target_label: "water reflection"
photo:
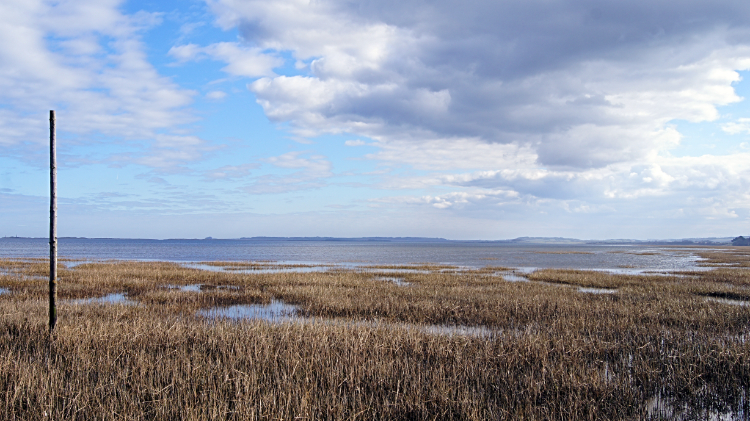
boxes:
[705,297,750,307]
[198,300,498,338]
[361,267,430,274]
[645,391,746,420]
[0,287,9,295]
[501,273,529,282]
[419,324,495,338]
[184,262,349,274]
[184,262,435,275]
[578,287,617,294]
[171,284,202,292]
[374,276,410,286]
[0,268,45,280]
[65,260,98,268]
[198,300,298,321]
[70,293,137,305]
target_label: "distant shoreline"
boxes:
[0,235,734,245]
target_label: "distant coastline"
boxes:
[0,235,734,245]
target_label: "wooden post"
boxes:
[49,110,57,332]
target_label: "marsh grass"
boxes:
[0,255,748,419]
[693,247,750,267]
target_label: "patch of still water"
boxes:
[198,300,498,338]
[705,297,750,307]
[578,287,617,294]
[501,272,529,282]
[374,276,410,286]
[183,262,342,274]
[0,268,46,280]
[645,391,746,421]
[419,324,495,337]
[65,260,99,268]
[168,284,202,292]
[165,283,240,292]
[198,300,298,321]
[70,293,137,305]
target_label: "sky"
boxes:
[2,0,750,240]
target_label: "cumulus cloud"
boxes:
[202,0,750,171]
[373,189,520,210]
[172,0,750,227]
[723,118,750,135]
[0,0,196,168]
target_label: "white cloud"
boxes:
[6,0,750,238]
[373,189,520,210]
[363,148,750,227]
[241,151,333,194]
[0,0,197,168]
[203,163,259,181]
[723,118,750,135]
[369,137,538,171]
[202,0,750,171]
[106,134,217,171]
[169,42,282,77]
[179,0,750,231]
[206,90,227,100]
[264,151,332,175]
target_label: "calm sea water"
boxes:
[0,237,714,272]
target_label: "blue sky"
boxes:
[2,0,750,240]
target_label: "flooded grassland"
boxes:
[0,247,748,420]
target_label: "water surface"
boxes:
[0,237,716,272]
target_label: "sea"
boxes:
[0,237,717,273]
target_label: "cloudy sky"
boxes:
[2,0,750,240]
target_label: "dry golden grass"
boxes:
[0,256,747,419]
[691,246,750,267]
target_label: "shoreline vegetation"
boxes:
[0,247,748,419]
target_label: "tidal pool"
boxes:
[645,391,746,421]
[198,300,299,321]
[170,284,202,292]
[198,300,499,338]
[705,297,750,307]
[70,293,137,305]
[501,273,529,282]
[374,276,410,286]
[578,287,617,294]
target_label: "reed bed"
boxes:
[0,254,747,419]
[693,247,750,267]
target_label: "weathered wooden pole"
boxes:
[49,110,57,332]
